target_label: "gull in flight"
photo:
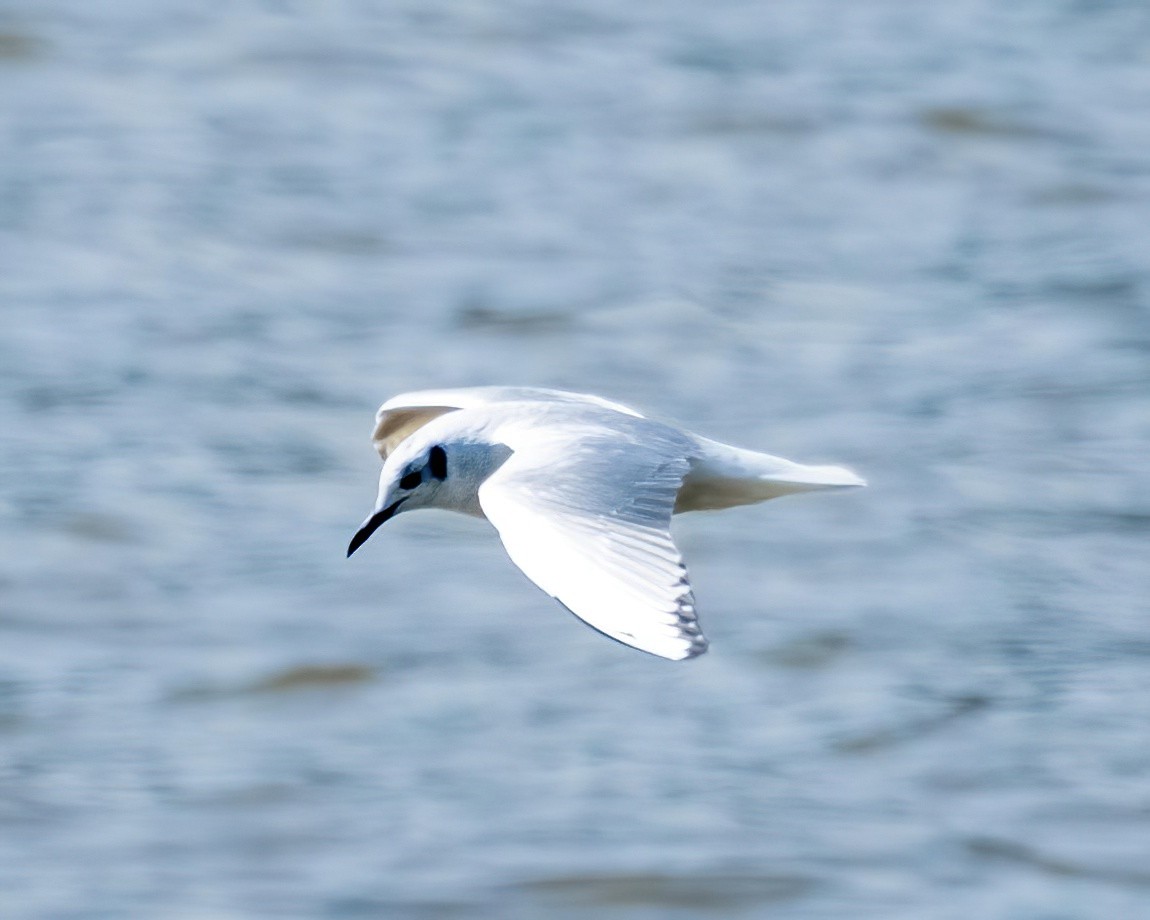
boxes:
[347,387,864,660]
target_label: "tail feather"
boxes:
[676,438,865,513]
[767,462,867,490]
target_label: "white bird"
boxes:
[347,387,864,661]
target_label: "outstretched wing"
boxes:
[373,387,642,460]
[477,419,706,661]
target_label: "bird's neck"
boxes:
[439,438,513,517]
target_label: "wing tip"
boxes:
[672,600,708,660]
[553,596,709,661]
[677,634,710,660]
[633,629,710,661]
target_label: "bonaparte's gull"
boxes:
[348,387,864,660]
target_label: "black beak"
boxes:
[346,499,406,557]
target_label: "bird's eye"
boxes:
[399,470,422,490]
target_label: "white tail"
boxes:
[675,437,866,513]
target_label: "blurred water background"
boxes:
[2,1,1149,918]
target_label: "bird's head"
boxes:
[346,436,451,557]
[347,415,514,557]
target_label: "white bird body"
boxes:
[349,387,864,661]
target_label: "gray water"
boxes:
[2,2,1149,918]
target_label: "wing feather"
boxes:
[372,387,643,460]
[372,407,458,460]
[477,421,707,661]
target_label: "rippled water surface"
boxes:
[2,2,1149,918]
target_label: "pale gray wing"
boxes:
[477,420,706,660]
[373,387,642,460]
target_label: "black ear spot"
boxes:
[429,445,448,481]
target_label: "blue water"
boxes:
[2,2,1149,917]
